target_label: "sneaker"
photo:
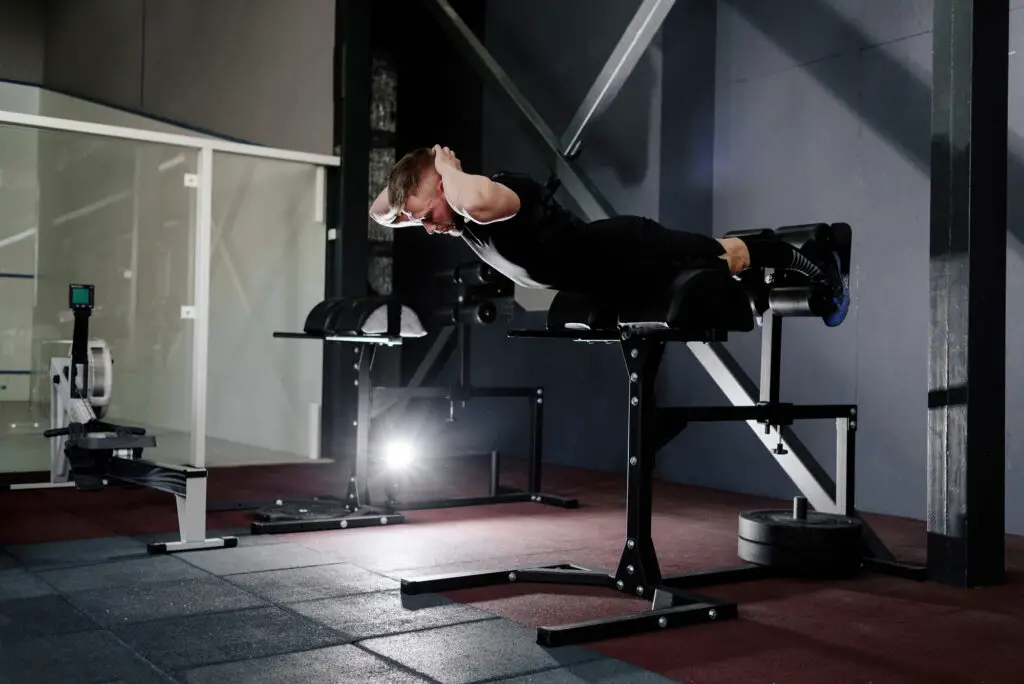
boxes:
[816,251,850,327]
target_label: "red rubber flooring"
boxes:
[3,460,1023,683]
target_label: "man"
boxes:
[369,145,850,327]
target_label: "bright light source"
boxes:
[384,440,416,470]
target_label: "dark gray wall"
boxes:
[42,0,334,154]
[43,0,145,109]
[707,0,1024,532]
[0,0,45,83]
[704,0,932,522]
[479,0,1024,534]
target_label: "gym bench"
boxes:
[399,222,925,647]
[251,263,577,533]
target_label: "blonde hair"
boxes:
[386,147,435,210]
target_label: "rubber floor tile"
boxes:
[0,629,172,684]
[177,541,338,575]
[358,618,604,684]
[63,576,266,627]
[225,562,399,603]
[0,594,96,644]
[0,549,19,569]
[0,567,56,600]
[37,554,210,593]
[177,643,431,683]
[289,589,496,640]
[441,582,663,631]
[286,514,611,573]
[4,536,149,569]
[112,605,348,671]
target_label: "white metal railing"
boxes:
[0,110,341,166]
[0,107,339,473]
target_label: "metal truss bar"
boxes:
[421,0,614,221]
[560,0,676,157]
[686,341,839,513]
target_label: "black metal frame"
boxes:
[369,321,576,513]
[320,0,373,488]
[926,0,1007,587]
[401,295,925,646]
[249,317,578,534]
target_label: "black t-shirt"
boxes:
[457,172,586,289]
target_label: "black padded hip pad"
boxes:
[548,267,754,333]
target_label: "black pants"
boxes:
[539,215,727,298]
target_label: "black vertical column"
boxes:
[322,0,372,469]
[927,0,1008,587]
[615,339,665,593]
[391,0,485,385]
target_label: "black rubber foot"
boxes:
[146,535,239,555]
[251,511,405,535]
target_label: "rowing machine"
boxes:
[44,283,236,554]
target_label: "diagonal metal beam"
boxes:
[687,341,839,513]
[423,0,844,506]
[422,0,614,222]
[560,0,676,158]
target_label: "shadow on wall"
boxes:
[480,0,658,195]
[725,0,1024,258]
[491,26,658,188]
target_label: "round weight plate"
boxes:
[738,509,862,551]
[738,536,862,576]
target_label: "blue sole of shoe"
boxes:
[823,252,849,327]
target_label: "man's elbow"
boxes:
[465,184,520,224]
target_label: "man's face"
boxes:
[402,171,459,235]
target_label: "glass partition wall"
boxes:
[0,85,337,484]
[206,153,325,467]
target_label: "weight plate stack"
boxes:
[737,498,864,577]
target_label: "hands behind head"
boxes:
[432,144,462,174]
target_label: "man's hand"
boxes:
[368,186,420,228]
[433,144,462,175]
[428,144,520,225]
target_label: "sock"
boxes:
[742,238,823,279]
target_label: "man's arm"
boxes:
[434,147,520,224]
[369,186,420,228]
